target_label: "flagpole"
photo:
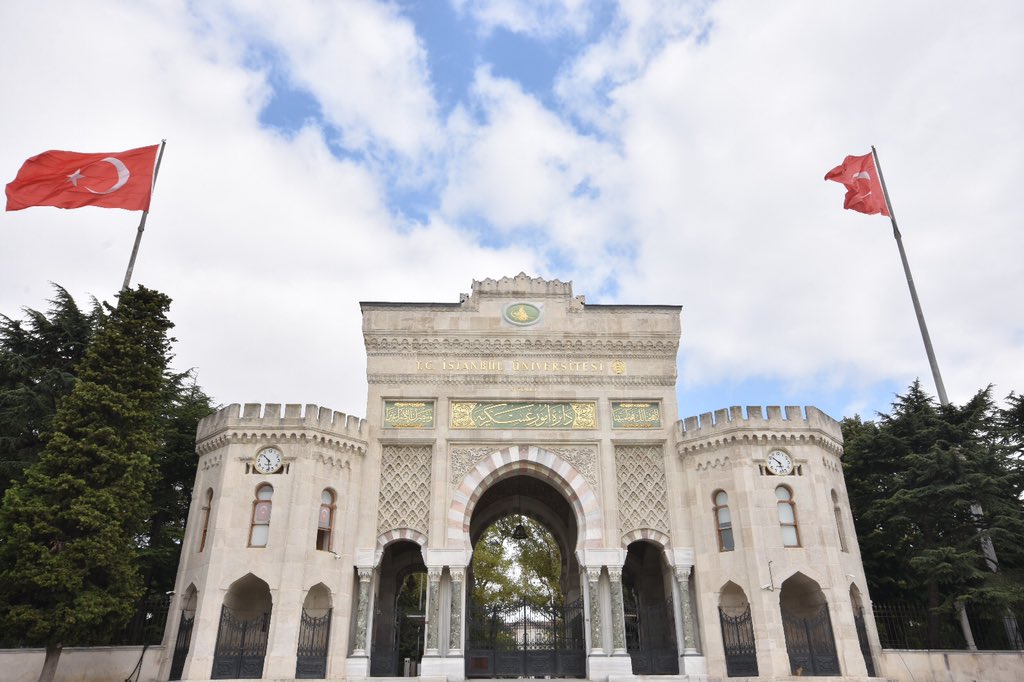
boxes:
[871,145,949,406]
[121,139,166,292]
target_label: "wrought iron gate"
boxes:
[853,607,876,677]
[625,598,679,674]
[211,606,270,679]
[296,608,331,679]
[719,606,758,677]
[782,605,840,676]
[466,597,586,678]
[168,611,194,681]
[370,605,425,676]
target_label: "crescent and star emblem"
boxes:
[65,157,131,194]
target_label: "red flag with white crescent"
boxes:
[824,152,890,216]
[5,145,159,212]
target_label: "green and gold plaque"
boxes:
[611,401,662,429]
[503,302,542,326]
[383,400,435,428]
[450,401,597,429]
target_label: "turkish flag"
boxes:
[5,144,159,212]
[824,152,890,216]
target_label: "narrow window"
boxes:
[713,490,734,551]
[316,489,335,551]
[832,490,848,552]
[776,486,800,547]
[249,484,273,547]
[198,488,213,552]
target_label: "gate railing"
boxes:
[719,606,758,678]
[296,608,331,679]
[466,597,585,678]
[781,605,840,676]
[211,606,270,680]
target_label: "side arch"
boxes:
[376,527,428,552]
[621,528,671,549]
[448,444,604,550]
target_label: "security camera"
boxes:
[761,584,773,591]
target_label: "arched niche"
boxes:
[224,573,273,618]
[303,583,332,616]
[779,573,839,676]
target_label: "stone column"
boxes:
[352,567,373,656]
[608,566,627,655]
[674,565,698,652]
[587,567,603,654]
[449,567,465,654]
[424,567,443,656]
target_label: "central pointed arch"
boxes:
[448,444,604,551]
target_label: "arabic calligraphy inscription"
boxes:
[450,401,597,429]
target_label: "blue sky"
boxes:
[2,1,1023,423]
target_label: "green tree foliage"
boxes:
[0,287,182,655]
[0,286,103,495]
[842,380,1024,612]
[471,514,563,609]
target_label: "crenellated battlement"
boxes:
[196,403,367,455]
[675,405,843,456]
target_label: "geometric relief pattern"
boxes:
[377,445,432,536]
[615,444,670,535]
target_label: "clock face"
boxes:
[766,450,793,476]
[254,447,283,474]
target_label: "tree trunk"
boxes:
[37,642,62,682]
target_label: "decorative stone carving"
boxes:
[615,444,670,535]
[377,445,432,536]
[450,447,497,490]
[363,336,679,359]
[547,447,598,490]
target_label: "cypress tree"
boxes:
[0,286,174,679]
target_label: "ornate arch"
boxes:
[376,527,428,551]
[621,528,671,549]
[448,444,603,550]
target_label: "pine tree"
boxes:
[0,286,174,680]
[0,285,103,496]
[842,381,1024,614]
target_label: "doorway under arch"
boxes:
[622,540,678,674]
[718,581,757,678]
[212,573,272,679]
[465,474,586,678]
[370,540,427,677]
[296,583,332,679]
[779,572,840,676]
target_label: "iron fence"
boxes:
[873,602,1024,651]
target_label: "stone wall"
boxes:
[1,646,163,682]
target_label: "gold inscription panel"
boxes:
[450,401,597,429]
[383,400,435,428]
[611,401,662,428]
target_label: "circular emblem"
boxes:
[611,359,626,375]
[503,302,541,326]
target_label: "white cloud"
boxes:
[452,0,593,38]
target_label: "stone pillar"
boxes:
[674,565,698,652]
[449,567,465,654]
[608,566,627,655]
[424,566,443,656]
[587,567,603,653]
[352,567,373,656]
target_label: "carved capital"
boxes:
[357,567,374,582]
[586,567,603,583]
[607,566,623,582]
[450,567,465,583]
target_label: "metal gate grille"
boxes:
[719,606,758,677]
[466,597,585,678]
[625,598,679,674]
[211,606,270,679]
[782,605,840,676]
[168,611,194,681]
[296,608,331,679]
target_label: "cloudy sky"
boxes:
[2,1,1022,423]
